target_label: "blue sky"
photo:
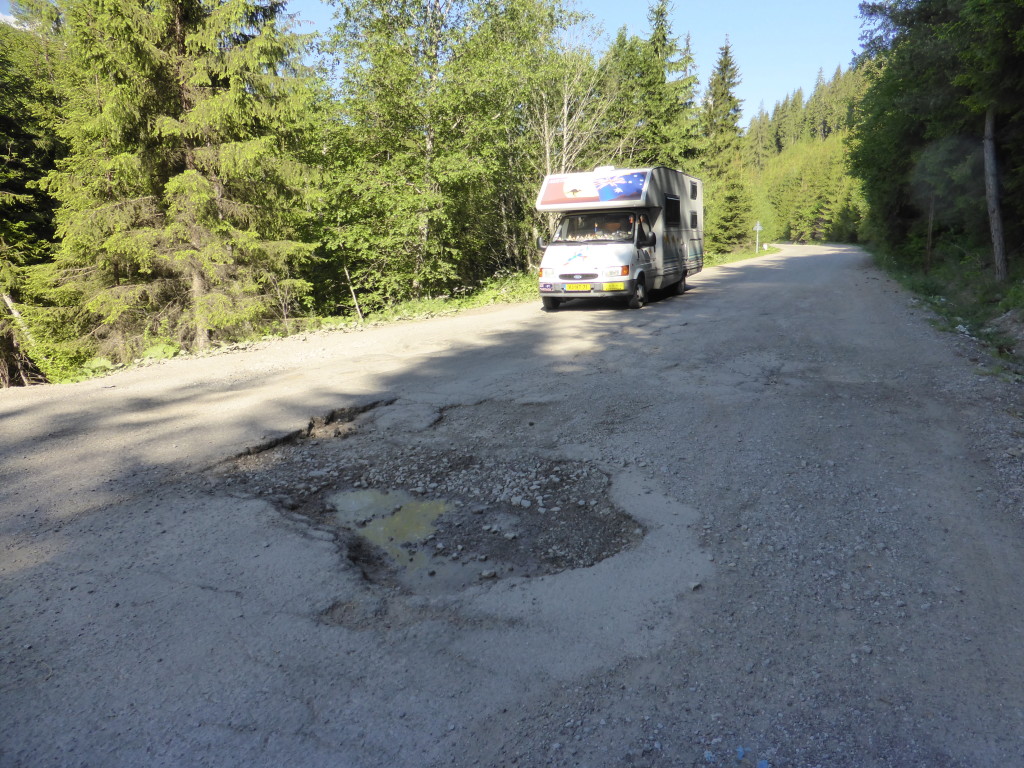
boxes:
[283,0,868,122]
[2,0,867,122]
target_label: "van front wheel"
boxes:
[627,276,647,309]
[542,296,561,311]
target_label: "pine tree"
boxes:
[806,69,829,140]
[700,38,750,251]
[667,33,702,167]
[646,1,700,169]
[701,38,742,179]
[0,14,63,385]
[599,26,665,165]
[743,104,774,170]
[47,0,318,360]
[744,66,868,248]
[1,21,55,301]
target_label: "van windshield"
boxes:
[552,212,636,243]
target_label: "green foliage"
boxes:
[332,270,537,325]
[852,0,1024,285]
[598,27,666,164]
[44,0,319,363]
[751,132,867,243]
[141,342,179,359]
[743,66,868,246]
[7,0,959,383]
[876,243,1024,363]
[701,39,743,176]
[82,356,117,373]
[0,22,58,289]
[642,2,700,169]
[0,13,66,385]
[320,0,571,317]
[700,39,751,251]
[703,168,751,252]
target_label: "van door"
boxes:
[636,213,655,274]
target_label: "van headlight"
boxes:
[540,268,554,278]
[604,266,630,277]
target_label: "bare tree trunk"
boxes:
[191,266,210,350]
[343,265,364,322]
[983,106,1007,282]
[1,295,46,387]
[925,194,935,275]
[2,293,35,345]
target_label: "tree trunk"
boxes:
[191,265,210,350]
[1,295,47,387]
[343,264,364,322]
[2,292,35,345]
[983,106,1007,282]
[925,194,935,275]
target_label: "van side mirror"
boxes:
[537,235,547,249]
[639,232,656,248]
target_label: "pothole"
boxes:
[210,402,645,595]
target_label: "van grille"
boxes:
[560,272,598,280]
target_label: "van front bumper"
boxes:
[539,278,635,298]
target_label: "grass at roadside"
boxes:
[869,247,1024,372]
[360,271,538,324]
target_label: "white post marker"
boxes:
[753,221,763,253]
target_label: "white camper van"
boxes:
[536,166,704,310]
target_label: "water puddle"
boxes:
[328,489,465,589]
[330,489,443,554]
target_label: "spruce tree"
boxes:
[646,1,700,169]
[0,14,63,384]
[47,0,317,359]
[700,38,750,251]
[700,38,743,179]
[806,69,829,140]
[743,104,775,170]
[599,26,665,165]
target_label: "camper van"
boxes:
[535,166,703,310]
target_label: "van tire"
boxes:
[673,274,687,296]
[542,297,561,311]
[627,276,647,309]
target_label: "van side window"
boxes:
[665,195,681,226]
[690,211,699,229]
[690,182,698,200]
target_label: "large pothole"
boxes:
[212,407,644,596]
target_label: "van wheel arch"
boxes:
[673,272,687,296]
[627,274,647,309]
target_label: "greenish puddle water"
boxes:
[328,489,445,565]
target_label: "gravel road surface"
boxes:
[2,244,1023,767]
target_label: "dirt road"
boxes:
[2,244,1023,767]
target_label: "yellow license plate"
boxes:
[603,282,625,291]
[564,283,592,292]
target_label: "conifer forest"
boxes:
[1,0,1023,385]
